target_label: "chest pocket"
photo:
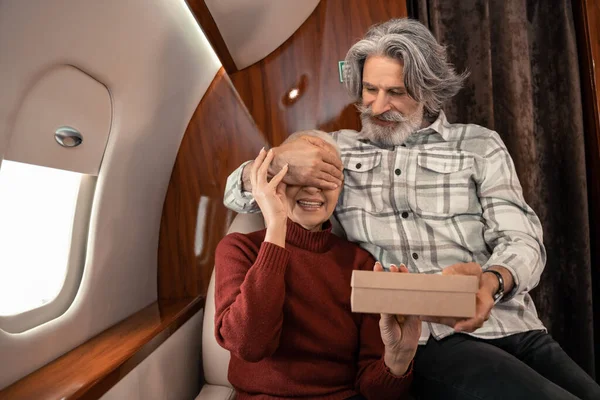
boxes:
[340,151,384,213]
[415,151,474,215]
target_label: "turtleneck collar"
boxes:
[285,218,333,253]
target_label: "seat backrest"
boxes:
[202,213,266,387]
[201,212,346,386]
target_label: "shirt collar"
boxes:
[415,110,453,141]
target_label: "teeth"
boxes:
[298,200,323,207]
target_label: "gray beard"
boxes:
[358,105,424,146]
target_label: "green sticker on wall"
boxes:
[338,61,345,83]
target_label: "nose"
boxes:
[303,186,322,194]
[371,91,391,116]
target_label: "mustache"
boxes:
[355,103,407,122]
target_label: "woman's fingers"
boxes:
[269,163,288,189]
[380,313,395,325]
[251,148,267,190]
[276,181,287,198]
[374,262,410,273]
[403,315,422,341]
[257,149,274,186]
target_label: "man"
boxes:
[223,18,600,399]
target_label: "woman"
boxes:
[214,132,420,399]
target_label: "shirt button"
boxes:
[356,163,362,169]
[402,211,409,218]
[412,252,419,260]
[395,168,401,176]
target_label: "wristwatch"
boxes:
[483,270,504,303]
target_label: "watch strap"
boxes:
[483,269,504,303]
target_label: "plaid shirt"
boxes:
[224,111,547,343]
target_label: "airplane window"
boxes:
[0,160,82,316]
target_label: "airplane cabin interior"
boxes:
[0,0,599,399]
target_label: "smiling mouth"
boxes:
[297,200,324,210]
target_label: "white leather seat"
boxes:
[196,213,266,400]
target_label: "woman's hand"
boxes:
[374,262,421,377]
[250,148,289,246]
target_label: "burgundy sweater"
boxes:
[214,219,412,400]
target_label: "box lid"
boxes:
[351,270,478,293]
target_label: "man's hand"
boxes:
[271,135,343,189]
[250,148,288,247]
[374,262,421,376]
[242,134,344,193]
[421,262,495,333]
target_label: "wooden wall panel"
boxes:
[573,0,600,374]
[160,1,407,299]
[158,68,267,300]
[229,0,408,146]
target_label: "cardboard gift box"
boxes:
[351,270,479,318]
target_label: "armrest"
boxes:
[0,297,204,400]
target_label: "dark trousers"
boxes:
[411,330,600,400]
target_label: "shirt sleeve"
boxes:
[223,160,261,213]
[478,133,547,300]
[214,234,290,362]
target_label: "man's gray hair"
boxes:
[283,130,341,157]
[343,18,468,118]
